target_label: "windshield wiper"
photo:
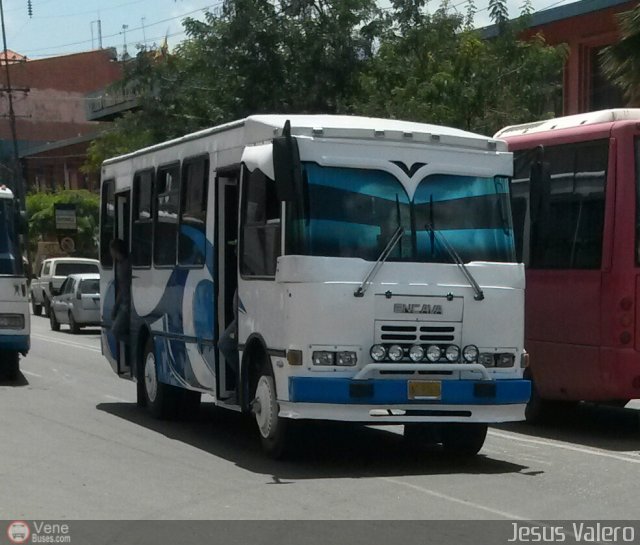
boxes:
[424,223,485,301]
[354,225,404,298]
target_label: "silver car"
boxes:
[49,273,100,333]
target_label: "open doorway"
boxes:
[216,171,239,401]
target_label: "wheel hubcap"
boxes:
[254,376,276,439]
[144,353,158,403]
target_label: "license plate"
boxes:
[408,380,441,400]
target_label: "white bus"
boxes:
[0,184,29,380]
[99,115,530,457]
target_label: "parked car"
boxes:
[49,273,101,333]
[30,257,99,316]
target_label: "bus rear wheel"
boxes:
[141,338,178,419]
[441,423,487,457]
[2,351,19,381]
[252,364,288,458]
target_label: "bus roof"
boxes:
[494,109,640,139]
[103,114,506,166]
[0,185,14,199]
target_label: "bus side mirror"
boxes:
[272,120,302,202]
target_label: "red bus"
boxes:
[495,109,640,421]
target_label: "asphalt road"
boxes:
[1,315,640,520]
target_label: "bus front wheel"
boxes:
[252,364,288,458]
[441,423,487,457]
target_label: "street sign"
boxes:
[54,203,77,232]
[59,237,76,254]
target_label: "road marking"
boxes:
[104,394,128,402]
[31,333,101,354]
[383,477,524,520]
[21,370,43,378]
[489,429,640,465]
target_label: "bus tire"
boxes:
[441,423,487,457]
[3,352,19,381]
[49,309,60,331]
[69,312,80,334]
[141,337,178,419]
[31,299,42,316]
[253,362,288,458]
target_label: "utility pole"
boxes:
[122,24,129,59]
[91,20,103,49]
[141,17,146,45]
[0,0,25,209]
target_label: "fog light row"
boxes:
[370,344,479,363]
[312,351,358,366]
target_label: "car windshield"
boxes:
[80,279,100,294]
[287,163,515,263]
[55,263,99,276]
[0,199,22,275]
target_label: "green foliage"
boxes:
[601,4,640,105]
[26,190,100,258]
[83,0,568,170]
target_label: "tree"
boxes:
[601,4,640,105]
[83,0,380,172]
[26,190,100,258]
[355,5,567,135]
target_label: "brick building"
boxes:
[485,0,637,115]
[0,48,123,192]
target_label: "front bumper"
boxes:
[285,377,530,423]
[0,333,30,354]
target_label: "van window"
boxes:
[55,263,99,276]
[154,164,180,266]
[179,156,209,267]
[100,180,115,267]
[132,169,154,267]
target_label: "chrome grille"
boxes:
[376,322,460,345]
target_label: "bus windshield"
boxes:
[289,163,515,263]
[0,199,22,275]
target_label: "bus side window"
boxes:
[240,167,281,277]
[154,164,180,267]
[100,180,115,268]
[179,156,209,267]
[132,169,154,267]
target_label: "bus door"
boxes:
[215,170,239,401]
[115,191,132,377]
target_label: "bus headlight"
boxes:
[370,344,386,362]
[497,353,515,368]
[0,314,24,330]
[312,351,335,366]
[463,345,479,363]
[426,345,441,362]
[409,344,424,362]
[388,344,404,362]
[445,345,460,362]
[336,351,357,366]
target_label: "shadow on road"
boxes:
[499,402,640,453]
[97,401,531,479]
[0,371,29,387]
[63,328,101,337]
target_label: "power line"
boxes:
[21,1,223,55]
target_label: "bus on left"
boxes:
[0,184,29,380]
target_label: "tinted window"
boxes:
[179,157,209,266]
[0,200,21,275]
[63,278,75,294]
[240,168,281,277]
[154,164,180,266]
[55,263,99,276]
[513,140,608,269]
[132,170,154,267]
[42,262,51,276]
[80,279,100,294]
[100,180,115,267]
